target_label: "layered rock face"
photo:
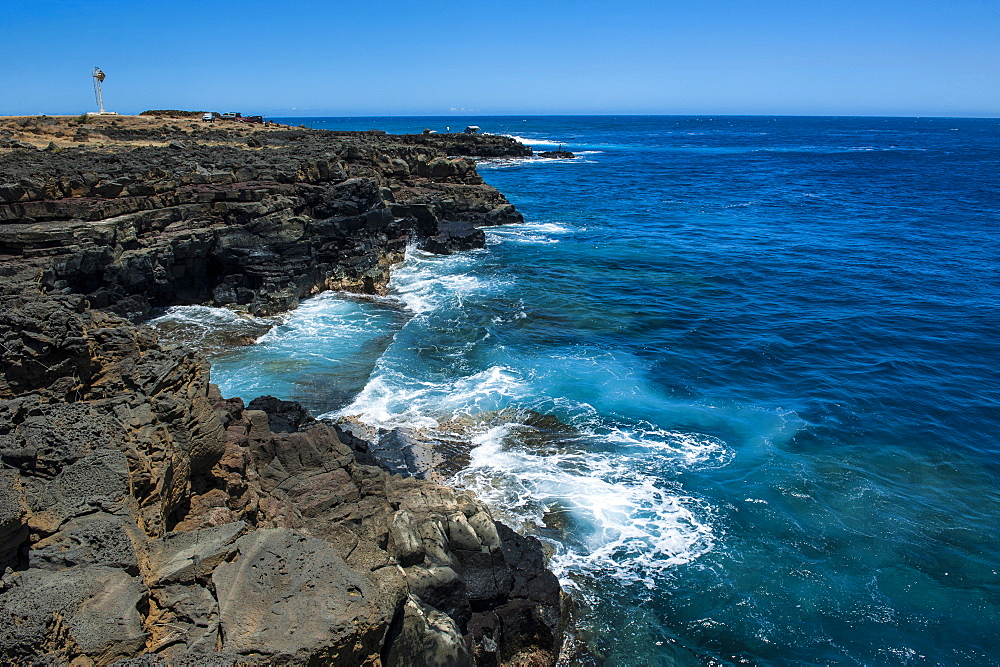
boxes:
[0,118,561,665]
[0,118,527,319]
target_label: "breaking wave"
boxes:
[323,241,728,590]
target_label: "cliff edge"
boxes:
[0,116,562,665]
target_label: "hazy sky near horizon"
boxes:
[3,0,997,117]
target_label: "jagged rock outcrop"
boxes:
[393,132,533,158]
[537,151,575,159]
[0,118,561,665]
[0,307,563,664]
[0,119,525,319]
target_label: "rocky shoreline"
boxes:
[0,116,564,665]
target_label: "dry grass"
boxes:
[0,114,294,152]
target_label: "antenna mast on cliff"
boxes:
[93,67,106,113]
[89,67,118,115]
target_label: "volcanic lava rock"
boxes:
[420,220,487,255]
[0,116,526,319]
[0,117,562,665]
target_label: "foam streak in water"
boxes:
[500,134,567,147]
[330,365,525,429]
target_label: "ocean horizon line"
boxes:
[272,112,1000,120]
[3,111,998,121]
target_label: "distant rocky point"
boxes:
[0,115,562,665]
[538,150,575,159]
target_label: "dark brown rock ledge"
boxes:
[0,116,563,665]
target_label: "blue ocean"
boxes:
[153,116,1000,665]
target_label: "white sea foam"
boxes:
[392,272,482,314]
[515,236,559,245]
[500,134,566,147]
[450,422,718,589]
[330,365,525,428]
[148,305,281,352]
[488,231,558,245]
[149,304,273,328]
[603,425,735,469]
[524,222,572,234]
[254,291,396,344]
[477,155,591,170]
[329,241,724,591]
[328,374,439,429]
[485,221,575,246]
[384,247,488,314]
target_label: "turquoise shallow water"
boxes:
[153,116,1000,665]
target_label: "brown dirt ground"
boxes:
[0,114,299,153]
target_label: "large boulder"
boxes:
[420,220,487,255]
[383,596,471,666]
[212,528,389,664]
[0,565,148,664]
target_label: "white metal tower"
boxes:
[93,67,106,113]
[89,67,117,115]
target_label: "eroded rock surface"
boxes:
[0,117,525,319]
[0,118,561,665]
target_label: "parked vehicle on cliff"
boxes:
[220,112,242,120]
[464,125,480,134]
[238,115,264,125]
[201,112,215,122]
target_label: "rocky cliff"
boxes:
[0,117,529,320]
[0,116,562,665]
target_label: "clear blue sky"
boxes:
[3,0,997,117]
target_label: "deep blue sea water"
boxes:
[153,116,1000,665]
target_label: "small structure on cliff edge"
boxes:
[87,66,118,116]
